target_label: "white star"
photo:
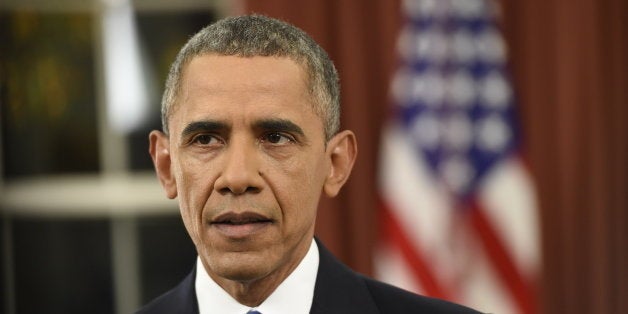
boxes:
[450,0,486,19]
[411,71,446,107]
[416,28,448,64]
[396,26,416,62]
[447,70,476,107]
[477,27,507,64]
[476,114,511,152]
[403,0,447,18]
[411,111,441,150]
[440,155,475,193]
[451,29,476,63]
[480,71,511,108]
[392,69,414,106]
[442,113,473,151]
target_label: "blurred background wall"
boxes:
[1,0,626,313]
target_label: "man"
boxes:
[140,15,480,314]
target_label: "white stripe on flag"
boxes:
[478,158,540,278]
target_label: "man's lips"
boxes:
[210,211,273,238]
[211,211,273,225]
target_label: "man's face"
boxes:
[153,55,338,285]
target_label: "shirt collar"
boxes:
[195,239,320,314]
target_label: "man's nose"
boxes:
[214,138,263,195]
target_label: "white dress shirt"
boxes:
[195,239,320,314]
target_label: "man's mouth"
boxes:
[210,212,273,238]
[211,212,273,224]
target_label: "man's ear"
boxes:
[323,130,358,197]
[149,130,177,199]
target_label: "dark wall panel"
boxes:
[13,218,113,314]
[138,215,196,304]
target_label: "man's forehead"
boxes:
[176,55,311,105]
[169,54,322,130]
[182,54,309,83]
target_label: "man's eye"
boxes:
[192,134,218,145]
[263,132,292,144]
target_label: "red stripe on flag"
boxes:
[379,197,452,300]
[468,200,537,314]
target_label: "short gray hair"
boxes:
[161,15,340,141]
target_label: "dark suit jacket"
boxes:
[137,240,481,314]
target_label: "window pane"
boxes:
[0,12,99,178]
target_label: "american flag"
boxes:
[376,0,539,313]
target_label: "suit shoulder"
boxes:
[362,276,482,314]
[135,268,198,314]
[136,287,183,314]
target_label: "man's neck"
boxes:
[201,241,312,307]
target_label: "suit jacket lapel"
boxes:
[152,240,378,314]
[168,266,199,314]
[136,265,198,314]
[310,240,379,314]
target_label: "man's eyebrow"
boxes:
[180,120,230,140]
[253,119,305,137]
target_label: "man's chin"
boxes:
[203,252,275,283]
[218,268,269,283]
